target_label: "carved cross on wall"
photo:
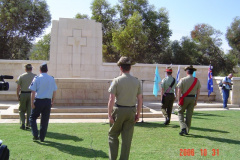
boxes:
[67,29,87,76]
[68,29,87,55]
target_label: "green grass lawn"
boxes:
[0,110,239,160]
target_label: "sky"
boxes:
[43,0,240,52]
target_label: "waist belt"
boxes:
[115,104,135,108]
[185,95,195,97]
[21,91,31,93]
[165,93,174,95]
[35,98,51,100]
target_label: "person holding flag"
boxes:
[207,65,213,97]
[161,67,177,125]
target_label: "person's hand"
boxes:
[109,116,114,124]
[135,114,140,123]
[194,101,197,107]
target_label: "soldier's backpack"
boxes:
[0,143,9,160]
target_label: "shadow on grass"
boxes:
[191,127,229,133]
[46,131,83,142]
[37,141,108,158]
[135,122,164,128]
[193,112,225,117]
[189,134,240,145]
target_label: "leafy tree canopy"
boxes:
[0,0,51,59]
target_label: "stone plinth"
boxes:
[55,78,111,106]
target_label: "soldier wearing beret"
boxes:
[108,56,142,160]
[29,63,57,142]
[16,64,36,130]
[161,67,177,125]
[177,65,201,136]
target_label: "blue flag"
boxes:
[207,64,213,96]
[176,65,180,84]
[153,66,161,97]
[193,71,196,77]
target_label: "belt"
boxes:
[115,104,135,108]
[186,95,195,97]
[21,91,31,93]
[35,98,51,100]
[165,93,174,95]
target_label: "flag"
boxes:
[153,66,161,97]
[207,64,213,96]
[176,65,180,84]
[193,71,196,77]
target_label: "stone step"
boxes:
[0,91,216,102]
[13,107,151,113]
[143,91,216,101]
[0,112,163,119]
[144,101,239,111]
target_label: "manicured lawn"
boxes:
[0,111,239,160]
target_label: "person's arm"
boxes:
[160,87,164,102]
[135,94,143,123]
[108,93,115,124]
[51,91,56,107]
[177,88,181,104]
[16,85,21,101]
[195,88,200,106]
[31,91,36,109]
[174,87,178,100]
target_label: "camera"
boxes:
[0,75,14,91]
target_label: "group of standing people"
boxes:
[16,57,232,160]
[107,57,202,160]
[16,63,57,142]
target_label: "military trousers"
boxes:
[108,106,136,160]
[161,94,175,121]
[178,97,195,133]
[19,93,31,127]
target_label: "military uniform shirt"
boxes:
[161,76,177,93]
[16,72,37,91]
[177,75,201,95]
[108,73,142,106]
[29,73,57,99]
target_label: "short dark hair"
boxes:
[120,64,131,72]
[40,65,48,73]
[167,72,172,75]
[187,70,194,75]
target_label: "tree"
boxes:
[0,0,51,59]
[116,0,172,63]
[29,33,50,60]
[75,13,89,19]
[226,17,240,52]
[112,12,147,61]
[191,24,236,75]
[90,0,118,62]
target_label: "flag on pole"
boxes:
[193,71,196,77]
[176,65,180,84]
[153,66,161,97]
[207,64,213,96]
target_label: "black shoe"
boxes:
[33,136,39,141]
[20,124,25,130]
[164,117,170,125]
[179,128,188,136]
[26,126,31,130]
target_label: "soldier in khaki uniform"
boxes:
[161,67,177,125]
[16,64,36,130]
[177,65,201,136]
[108,57,142,160]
